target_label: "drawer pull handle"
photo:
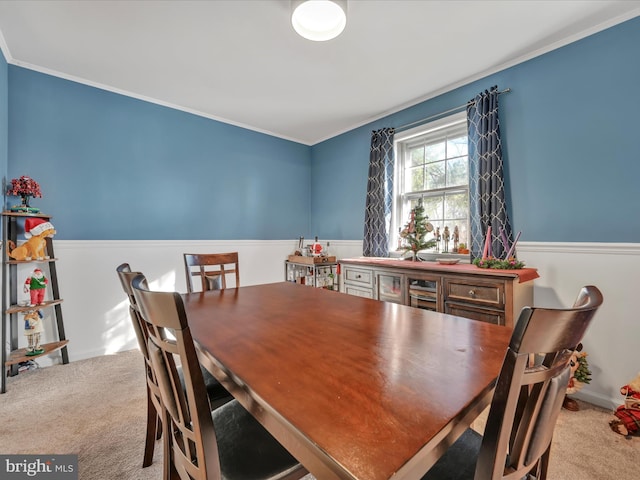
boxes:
[356,274,361,279]
[468,290,475,297]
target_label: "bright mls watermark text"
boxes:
[1,455,77,479]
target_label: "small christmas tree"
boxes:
[572,352,592,385]
[399,200,436,260]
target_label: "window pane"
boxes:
[446,156,468,187]
[455,223,469,247]
[405,198,421,222]
[444,191,468,220]
[430,220,445,236]
[425,161,445,189]
[425,142,445,162]
[447,135,468,157]
[409,147,424,167]
[406,166,424,192]
[421,195,443,220]
[409,198,420,211]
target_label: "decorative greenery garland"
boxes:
[472,257,525,269]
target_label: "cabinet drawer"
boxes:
[344,285,374,299]
[343,267,373,287]
[445,302,505,326]
[444,279,504,308]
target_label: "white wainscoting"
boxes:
[517,242,639,409]
[8,239,635,410]
[8,240,364,366]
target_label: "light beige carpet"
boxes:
[1,349,637,479]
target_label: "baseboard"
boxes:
[572,390,618,411]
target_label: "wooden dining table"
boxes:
[184,282,512,480]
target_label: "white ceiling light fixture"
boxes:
[291,0,347,42]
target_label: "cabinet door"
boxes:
[407,274,441,312]
[376,271,404,304]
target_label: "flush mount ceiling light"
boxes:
[291,0,347,41]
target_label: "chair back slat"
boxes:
[184,252,240,293]
[475,285,603,480]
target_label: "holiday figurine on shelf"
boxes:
[398,199,436,261]
[24,268,48,306]
[7,218,56,261]
[7,175,42,213]
[442,226,450,253]
[453,226,460,253]
[23,309,45,355]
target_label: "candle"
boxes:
[482,226,491,259]
[487,227,493,258]
[500,228,510,257]
[505,231,521,260]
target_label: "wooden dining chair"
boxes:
[116,263,161,469]
[116,263,233,475]
[183,252,240,293]
[420,285,603,480]
[130,274,307,480]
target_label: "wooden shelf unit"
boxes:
[285,258,339,290]
[1,211,69,393]
[6,340,69,367]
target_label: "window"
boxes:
[393,112,469,254]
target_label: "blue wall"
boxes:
[0,48,7,194]
[5,16,639,242]
[7,69,311,240]
[311,16,640,243]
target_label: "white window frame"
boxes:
[392,111,469,255]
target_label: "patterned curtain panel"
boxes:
[467,86,513,260]
[363,128,395,257]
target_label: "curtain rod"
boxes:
[396,88,511,132]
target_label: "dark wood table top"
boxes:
[184,282,512,480]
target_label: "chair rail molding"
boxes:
[519,241,640,255]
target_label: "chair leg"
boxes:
[142,389,157,467]
[538,446,551,480]
[161,411,174,480]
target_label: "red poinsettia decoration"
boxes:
[7,176,42,198]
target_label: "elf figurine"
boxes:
[24,268,48,306]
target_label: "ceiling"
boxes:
[0,1,638,145]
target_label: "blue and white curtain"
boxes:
[467,86,513,260]
[363,128,395,257]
